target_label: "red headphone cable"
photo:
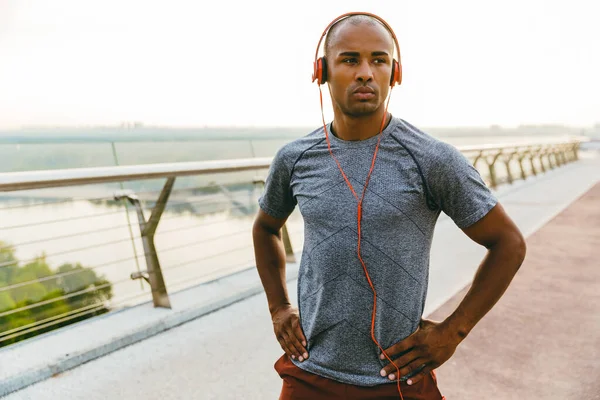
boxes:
[319,86,404,400]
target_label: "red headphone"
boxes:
[312,12,403,87]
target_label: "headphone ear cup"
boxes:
[312,58,321,84]
[390,60,402,87]
[312,57,328,85]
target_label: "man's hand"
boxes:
[272,305,309,362]
[379,319,461,385]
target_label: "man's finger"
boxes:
[287,325,308,361]
[292,320,308,349]
[398,359,428,381]
[391,347,425,370]
[277,336,294,359]
[277,335,292,357]
[283,329,305,361]
[380,349,421,376]
[280,330,302,359]
[405,365,432,386]
[381,329,419,358]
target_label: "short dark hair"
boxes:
[323,15,393,57]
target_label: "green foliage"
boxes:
[0,242,113,347]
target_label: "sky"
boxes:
[0,0,599,129]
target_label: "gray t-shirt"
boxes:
[258,116,497,386]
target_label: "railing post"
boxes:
[549,146,557,169]
[570,143,577,161]
[542,148,550,170]
[517,152,527,180]
[556,146,564,166]
[557,147,564,166]
[547,147,556,170]
[472,151,483,168]
[528,149,537,177]
[486,151,502,189]
[564,144,572,163]
[566,145,572,163]
[572,143,580,161]
[538,147,547,173]
[115,177,175,309]
[502,152,516,185]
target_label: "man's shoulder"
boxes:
[274,126,326,166]
[390,117,457,161]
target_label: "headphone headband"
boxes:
[313,12,401,65]
[312,12,402,86]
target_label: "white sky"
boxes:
[0,0,598,129]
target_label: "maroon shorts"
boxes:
[274,354,445,400]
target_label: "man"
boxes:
[252,12,526,400]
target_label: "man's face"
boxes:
[326,22,394,117]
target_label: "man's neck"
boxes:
[331,110,390,142]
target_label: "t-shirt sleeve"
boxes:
[429,142,498,229]
[258,146,297,219]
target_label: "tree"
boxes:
[0,241,113,347]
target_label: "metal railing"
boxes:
[0,137,586,346]
[459,140,583,188]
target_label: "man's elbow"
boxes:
[252,212,281,239]
[252,216,269,240]
[508,229,527,270]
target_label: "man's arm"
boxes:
[252,209,309,362]
[443,202,526,340]
[379,203,526,384]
